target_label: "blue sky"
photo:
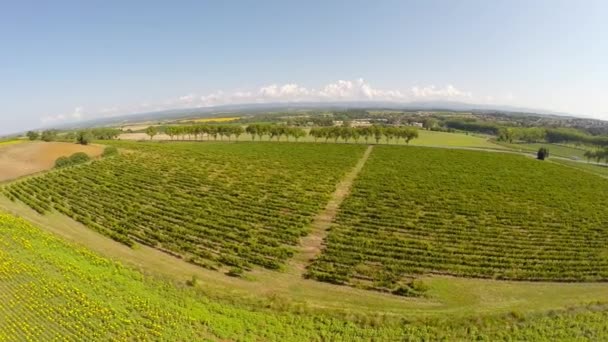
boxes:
[0,0,606,134]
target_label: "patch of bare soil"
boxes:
[0,142,104,182]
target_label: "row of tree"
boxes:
[584,149,608,164]
[498,127,546,143]
[146,125,247,141]
[143,123,420,144]
[309,126,418,144]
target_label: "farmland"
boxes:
[4,141,365,273]
[0,142,104,183]
[2,212,608,340]
[552,159,608,177]
[410,130,503,149]
[496,141,591,159]
[308,146,608,292]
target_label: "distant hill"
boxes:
[39,100,597,132]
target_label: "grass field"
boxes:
[4,141,365,273]
[496,141,591,159]
[119,125,506,150]
[0,139,25,147]
[552,159,608,177]
[410,130,504,149]
[2,211,608,340]
[308,146,608,292]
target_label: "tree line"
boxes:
[143,123,419,144]
[584,149,608,164]
[309,126,418,144]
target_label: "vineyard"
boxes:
[3,141,365,273]
[2,212,608,340]
[308,146,608,292]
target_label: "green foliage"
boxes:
[537,147,549,160]
[76,130,94,145]
[162,124,249,141]
[3,212,608,340]
[54,152,91,168]
[308,146,608,291]
[101,146,119,157]
[54,156,72,168]
[9,141,365,273]
[26,130,39,141]
[145,126,158,140]
[91,127,121,140]
[226,267,244,277]
[308,126,418,144]
[445,119,501,135]
[41,130,58,142]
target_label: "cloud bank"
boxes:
[186,79,472,108]
[40,79,478,125]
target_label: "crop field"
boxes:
[0,212,400,341]
[410,130,503,149]
[0,142,104,183]
[497,141,591,159]
[4,141,365,273]
[308,146,608,292]
[552,159,608,177]
[2,212,608,341]
[0,139,25,147]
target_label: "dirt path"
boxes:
[291,145,373,274]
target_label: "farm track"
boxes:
[292,145,374,274]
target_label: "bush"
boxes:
[537,147,549,160]
[54,152,91,168]
[70,152,91,164]
[102,146,119,157]
[55,156,72,168]
[76,131,94,145]
[226,267,244,277]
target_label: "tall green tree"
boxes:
[145,126,158,140]
[26,131,39,141]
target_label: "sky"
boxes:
[0,0,606,134]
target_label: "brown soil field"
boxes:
[0,142,104,182]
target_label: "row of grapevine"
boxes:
[308,146,608,292]
[4,141,365,274]
[2,212,608,340]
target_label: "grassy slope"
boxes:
[0,139,26,147]
[496,141,591,159]
[2,210,608,340]
[410,130,504,148]
[127,128,503,149]
[552,159,608,178]
[1,192,607,322]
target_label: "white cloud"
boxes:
[41,107,84,124]
[43,79,479,124]
[177,78,466,108]
[411,85,472,99]
[71,107,84,119]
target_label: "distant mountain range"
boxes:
[41,100,590,131]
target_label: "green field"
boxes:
[4,142,365,273]
[496,141,591,159]
[0,139,25,147]
[308,146,608,292]
[2,212,608,340]
[410,130,504,149]
[552,159,608,177]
